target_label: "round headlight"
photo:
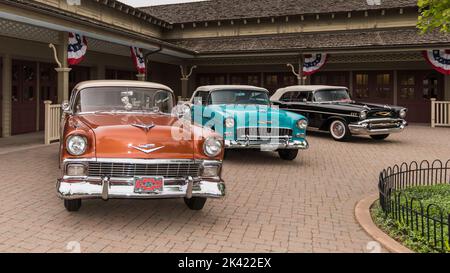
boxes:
[203,137,222,158]
[66,135,87,156]
[399,109,407,119]
[296,119,308,129]
[360,111,368,120]
[224,117,235,128]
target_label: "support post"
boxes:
[180,65,197,99]
[445,75,450,101]
[52,32,72,103]
[393,70,398,106]
[136,74,146,81]
[44,100,51,145]
[56,68,72,103]
[2,54,12,137]
[431,98,436,128]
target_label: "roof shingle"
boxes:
[141,0,418,24]
[170,28,450,54]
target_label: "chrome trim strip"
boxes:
[63,158,222,164]
[281,108,358,118]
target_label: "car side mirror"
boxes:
[61,101,71,114]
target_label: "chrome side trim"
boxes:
[280,107,358,118]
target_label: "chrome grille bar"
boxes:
[88,162,201,178]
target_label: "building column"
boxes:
[136,74,146,81]
[393,70,398,105]
[56,32,71,103]
[96,64,106,80]
[181,78,189,99]
[445,75,450,100]
[2,54,12,137]
[36,63,40,131]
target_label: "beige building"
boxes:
[0,0,449,137]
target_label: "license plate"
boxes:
[134,177,164,194]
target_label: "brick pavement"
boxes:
[0,125,449,253]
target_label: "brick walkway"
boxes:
[0,126,449,253]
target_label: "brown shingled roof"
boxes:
[169,28,450,54]
[141,0,418,24]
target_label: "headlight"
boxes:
[224,117,235,128]
[360,111,368,120]
[66,135,87,156]
[203,137,222,158]
[296,119,308,129]
[399,109,407,119]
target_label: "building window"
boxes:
[247,75,260,86]
[312,74,327,85]
[423,74,439,99]
[283,75,296,86]
[354,73,369,99]
[375,73,392,99]
[399,74,416,99]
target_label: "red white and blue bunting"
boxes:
[423,50,450,75]
[130,47,146,74]
[303,53,328,76]
[67,32,88,66]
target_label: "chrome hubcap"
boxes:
[331,122,345,138]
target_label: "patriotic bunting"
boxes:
[67,32,88,66]
[303,53,328,76]
[130,47,146,74]
[423,50,450,75]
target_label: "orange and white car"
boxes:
[57,80,225,212]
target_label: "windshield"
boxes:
[209,90,270,105]
[314,89,352,103]
[74,87,174,114]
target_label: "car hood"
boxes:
[206,104,306,128]
[77,113,195,159]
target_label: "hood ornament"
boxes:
[132,122,155,132]
[129,144,165,154]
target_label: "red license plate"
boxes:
[134,177,164,194]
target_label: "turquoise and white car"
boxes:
[187,85,309,160]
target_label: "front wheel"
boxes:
[184,197,207,210]
[329,120,351,141]
[278,149,299,161]
[64,199,82,212]
[371,134,390,140]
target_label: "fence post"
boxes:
[430,98,436,128]
[44,100,52,145]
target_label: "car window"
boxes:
[280,92,293,102]
[292,91,312,102]
[193,91,209,106]
[209,90,270,105]
[74,87,174,114]
[314,89,351,102]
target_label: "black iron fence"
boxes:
[378,159,450,252]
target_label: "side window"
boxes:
[193,91,209,106]
[280,92,293,102]
[291,91,311,102]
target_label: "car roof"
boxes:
[195,85,269,93]
[271,85,348,100]
[74,80,174,93]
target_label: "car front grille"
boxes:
[87,162,201,178]
[368,110,397,119]
[237,127,293,139]
[368,120,402,129]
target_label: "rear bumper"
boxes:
[57,177,225,200]
[349,119,408,135]
[224,138,309,150]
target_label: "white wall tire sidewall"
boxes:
[330,120,347,140]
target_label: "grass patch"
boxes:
[372,184,450,253]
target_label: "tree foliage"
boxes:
[417,0,450,33]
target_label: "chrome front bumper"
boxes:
[224,137,309,150]
[348,118,408,135]
[57,176,225,200]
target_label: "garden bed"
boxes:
[373,184,450,253]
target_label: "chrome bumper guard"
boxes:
[225,136,309,150]
[57,159,225,200]
[348,118,408,135]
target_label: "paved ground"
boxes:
[0,125,449,253]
